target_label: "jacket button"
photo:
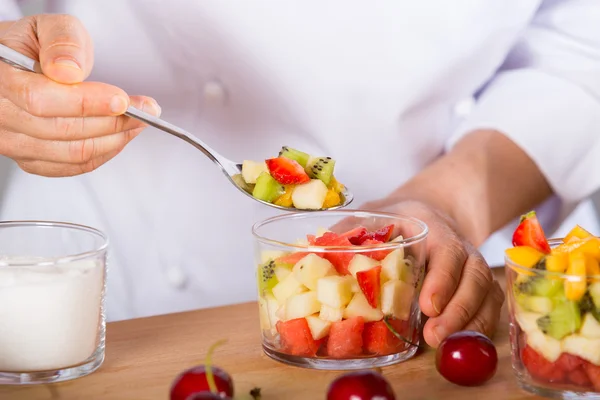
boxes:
[203,80,227,105]
[165,264,187,289]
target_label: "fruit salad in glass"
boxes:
[252,210,428,370]
[505,211,600,397]
[233,146,345,210]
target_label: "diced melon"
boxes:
[317,275,353,308]
[260,250,286,264]
[580,313,600,339]
[343,292,384,322]
[381,279,414,320]
[561,335,600,365]
[306,315,332,340]
[285,291,321,320]
[347,254,379,278]
[272,273,306,304]
[349,277,360,293]
[276,304,286,321]
[515,309,545,334]
[242,160,269,184]
[291,179,329,210]
[381,249,411,283]
[319,304,344,322]
[258,294,281,330]
[274,265,292,281]
[292,253,335,290]
[527,329,562,362]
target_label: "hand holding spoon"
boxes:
[0,43,353,211]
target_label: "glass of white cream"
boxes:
[0,221,107,385]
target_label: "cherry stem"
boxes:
[383,316,423,349]
[204,339,228,394]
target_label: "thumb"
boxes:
[35,14,94,84]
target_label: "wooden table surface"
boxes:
[1,268,547,400]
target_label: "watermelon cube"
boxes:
[325,316,365,358]
[276,318,320,357]
[362,318,410,356]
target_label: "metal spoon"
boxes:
[0,43,353,211]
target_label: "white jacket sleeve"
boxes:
[0,0,22,20]
[446,0,600,206]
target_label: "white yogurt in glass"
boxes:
[0,259,104,371]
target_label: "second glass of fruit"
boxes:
[252,210,428,370]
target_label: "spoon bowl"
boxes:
[0,43,353,211]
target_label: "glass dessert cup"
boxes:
[0,221,108,385]
[252,210,428,370]
[506,238,600,398]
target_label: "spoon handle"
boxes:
[0,43,233,172]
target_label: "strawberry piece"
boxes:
[340,227,368,245]
[356,265,382,308]
[276,318,320,357]
[583,362,600,391]
[306,234,316,244]
[512,211,551,254]
[360,239,393,261]
[354,224,395,245]
[521,345,566,384]
[265,157,310,185]
[314,232,354,275]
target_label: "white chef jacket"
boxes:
[1,0,600,322]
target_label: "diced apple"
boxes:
[274,265,292,281]
[272,273,306,304]
[275,303,286,321]
[292,179,328,210]
[381,249,411,283]
[306,315,332,340]
[260,250,286,264]
[242,160,269,184]
[258,294,281,330]
[285,291,321,320]
[580,313,600,339]
[343,292,384,322]
[527,329,562,362]
[381,279,414,320]
[561,335,600,365]
[349,277,361,293]
[347,254,379,278]
[319,304,344,322]
[293,253,335,290]
[515,309,545,334]
[317,275,353,308]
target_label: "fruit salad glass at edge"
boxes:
[251,210,428,370]
[505,239,600,399]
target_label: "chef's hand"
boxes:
[360,199,505,348]
[0,15,161,177]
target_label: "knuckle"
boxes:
[445,236,468,265]
[52,117,84,140]
[469,314,489,336]
[465,262,493,292]
[449,302,473,327]
[20,81,44,117]
[69,138,95,164]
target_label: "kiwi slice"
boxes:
[257,260,278,295]
[513,276,562,298]
[579,291,600,322]
[536,300,582,340]
[279,146,310,168]
[589,282,600,309]
[306,156,335,186]
[252,172,284,203]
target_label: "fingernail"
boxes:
[53,57,81,70]
[431,294,442,315]
[433,324,447,345]
[143,99,162,117]
[110,95,128,115]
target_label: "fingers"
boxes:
[35,14,94,83]
[15,130,143,177]
[462,280,505,338]
[422,255,495,347]
[0,95,160,140]
[0,63,131,118]
[418,232,467,317]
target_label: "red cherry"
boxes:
[435,330,498,386]
[185,393,232,400]
[326,370,396,400]
[170,365,234,400]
